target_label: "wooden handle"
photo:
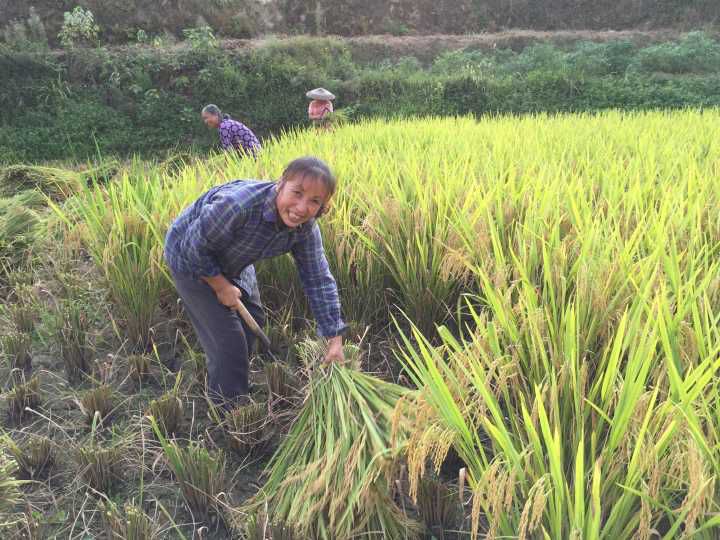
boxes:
[234,299,272,350]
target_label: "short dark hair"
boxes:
[280,156,337,198]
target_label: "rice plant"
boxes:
[2,434,54,480]
[41,110,720,535]
[224,401,273,455]
[99,499,159,540]
[5,376,40,423]
[147,391,183,437]
[50,170,174,349]
[7,300,36,335]
[0,451,23,526]
[128,354,151,384]
[415,477,462,539]
[57,301,92,383]
[76,384,114,427]
[244,511,301,540]
[1,332,32,373]
[149,416,227,522]
[75,438,125,494]
[264,362,299,411]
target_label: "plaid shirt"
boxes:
[164,180,347,337]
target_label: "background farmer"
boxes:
[164,156,347,407]
[306,88,335,128]
[201,104,261,157]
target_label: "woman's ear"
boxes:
[317,200,332,218]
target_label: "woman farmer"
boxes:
[164,157,347,406]
[306,88,335,128]
[201,104,261,157]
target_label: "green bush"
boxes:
[3,34,720,162]
[629,31,720,74]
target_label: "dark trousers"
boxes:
[172,272,265,405]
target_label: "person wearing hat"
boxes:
[306,88,335,129]
[201,104,261,157]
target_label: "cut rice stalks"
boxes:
[238,340,418,539]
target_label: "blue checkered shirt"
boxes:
[164,180,347,337]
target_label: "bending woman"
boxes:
[164,157,347,406]
[201,104,261,157]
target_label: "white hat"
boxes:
[306,87,336,100]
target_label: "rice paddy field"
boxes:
[2,110,720,538]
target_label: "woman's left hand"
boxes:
[323,335,345,364]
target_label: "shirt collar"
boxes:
[262,185,279,223]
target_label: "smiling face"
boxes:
[275,174,331,228]
[201,111,220,129]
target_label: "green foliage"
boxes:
[182,26,218,52]
[629,31,720,74]
[1,7,48,52]
[58,7,101,48]
[4,34,720,162]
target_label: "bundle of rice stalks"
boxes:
[2,434,54,480]
[239,340,418,540]
[0,165,83,200]
[225,402,273,455]
[0,206,40,262]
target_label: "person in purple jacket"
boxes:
[201,104,261,157]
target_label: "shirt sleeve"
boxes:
[177,188,247,278]
[291,222,347,337]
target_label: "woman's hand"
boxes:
[203,275,242,309]
[216,283,242,309]
[323,335,345,364]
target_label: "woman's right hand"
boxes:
[202,275,242,309]
[216,283,242,309]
